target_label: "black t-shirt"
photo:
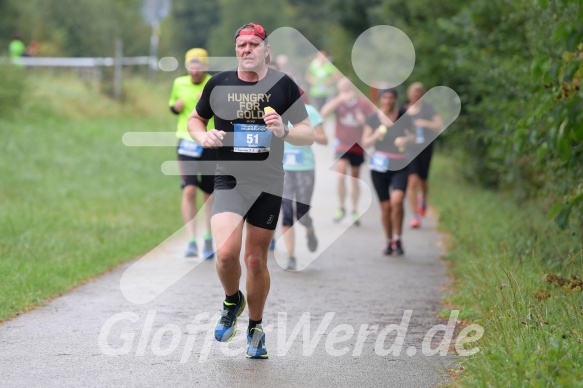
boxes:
[196,68,308,183]
[403,102,437,148]
[365,108,413,155]
[405,101,436,121]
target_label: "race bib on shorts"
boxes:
[283,148,304,166]
[178,139,203,158]
[370,151,390,172]
[233,124,272,153]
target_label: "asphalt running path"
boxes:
[0,123,456,387]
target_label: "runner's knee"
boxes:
[183,185,197,200]
[408,174,420,185]
[336,160,348,175]
[244,252,268,276]
[380,200,391,214]
[390,191,405,208]
[216,244,240,266]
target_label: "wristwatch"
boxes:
[280,124,290,140]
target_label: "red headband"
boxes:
[235,23,267,41]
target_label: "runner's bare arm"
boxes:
[187,110,225,148]
[395,128,416,149]
[285,117,315,146]
[414,114,442,132]
[264,112,314,146]
[361,124,380,148]
[320,94,345,118]
[314,124,328,145]
[427,114,443,131]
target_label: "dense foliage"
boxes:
[330,0,582,229]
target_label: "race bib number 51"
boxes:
[233,124,272,153]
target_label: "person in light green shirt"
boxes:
[168,48,216,259]
[9,34,25,57]
[9,34,26,67]
[281,103,328,270]
[305,51,340,110]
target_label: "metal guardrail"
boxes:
[0,54,243,99]
[0,54,157,100]
[0,56,155,67]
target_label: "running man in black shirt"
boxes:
[188,23,314,359]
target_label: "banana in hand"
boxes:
[264,106,276,127]
[378,124,387,141]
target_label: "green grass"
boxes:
[0,71,184,320]
[431,155,583,387]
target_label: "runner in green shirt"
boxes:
[9,34,26,67]
[169,48,216,259]
[305,51,340,110]
[281,103,328,270]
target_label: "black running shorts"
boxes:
[408,144,433,180]
[371,167,409,202]
[212,175,283,230]
[336,150,365,167]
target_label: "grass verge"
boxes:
[0,71,184,321]
[431,155,582,386]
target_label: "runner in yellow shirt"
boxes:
[169,48,216,259]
